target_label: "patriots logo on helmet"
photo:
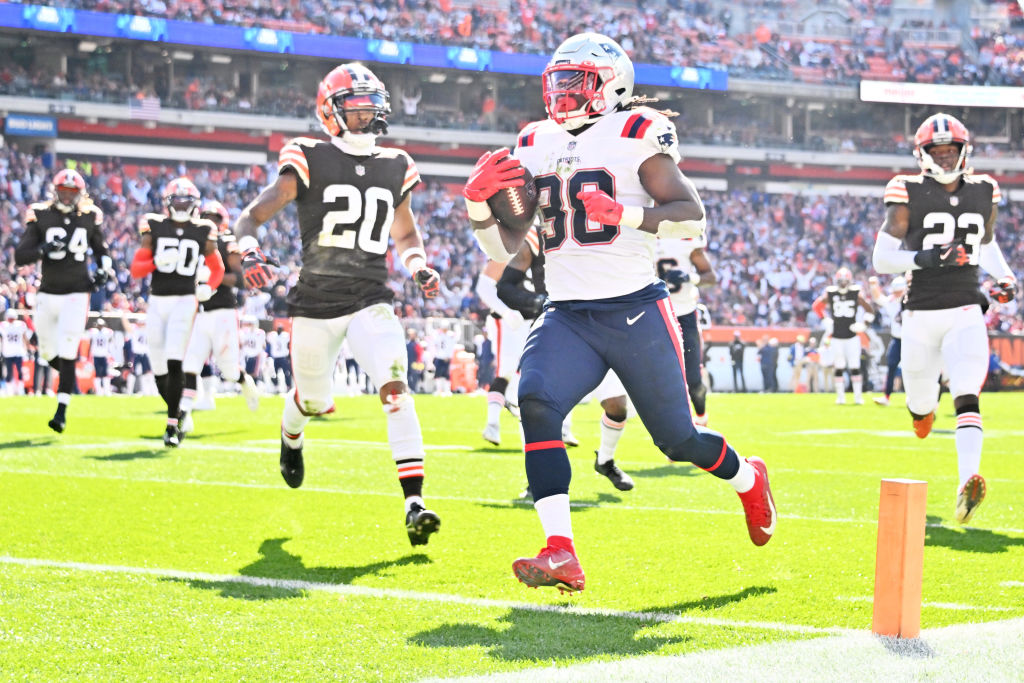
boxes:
[599,42,623,58]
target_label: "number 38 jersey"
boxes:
[884,173,1000,310]
[278,136,420,319]
[17,200,107,294]
[513,107,684,302]
[140,213,217,296]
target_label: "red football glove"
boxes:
[241,246,278,289]
[576,190,624,225]
[414,267,440,298]
[989,277,1016,304]
[463,148,525,202]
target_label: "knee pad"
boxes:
[834,368,845,377]
[293,391,334,417]
[489,376,509,396]
[849,369,860,377]
[519,397,563,441]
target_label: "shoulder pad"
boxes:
[883,175,914,204]
[515,121,547,149]
[140,213,164,233]
[826,286,839,293]
[966,173,1002,203]
[279,139,312,189]
[196,217,219,240]
[621,108,680,163]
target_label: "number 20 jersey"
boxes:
[884,172,1000,310]
[513,107,683,302]
[278,136,420,319]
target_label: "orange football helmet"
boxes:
[913,113,971,184]
[52,169,86,212]
[199,199,230,232]
[316,63,390,138]
[163,177,201,222]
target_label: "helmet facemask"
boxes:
[543,64,616,130]
[915,142,970,185]
[913,114,972,184]
[52,170,86,213]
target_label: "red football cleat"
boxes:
[737,457,776,546]
[913,412,935,439]
[512,546,585,594]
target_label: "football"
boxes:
[487,163,537,235]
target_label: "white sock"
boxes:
[202,374,219,398]
[404,495,424,513]
[534,493,573,540]
[281,390,309,447]
[597,412,626,465]
[852,376,863,402]
[180,387,196,414]
[835,378,845,402]
[955,412,983,490]
[728,457,756,493]
[384,394,425,460]
[57,392,71,406]
[562,412,573,433]
[486,391,503,427]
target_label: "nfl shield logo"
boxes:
[355,164,366,176]
[176,228,184,236]
[950,196,959,206]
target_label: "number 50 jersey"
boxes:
[278,137,420,319]
[513,107,684,302]
[140,213,217,296]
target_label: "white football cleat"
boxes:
[241,373,260,412]
[561,428,579,448]
[482,423,501,446]
[873,396,890,406]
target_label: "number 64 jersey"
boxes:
[18,200,107,293]
[278,136,420,319]
[513,107,682,302]
[884,172,1001,310]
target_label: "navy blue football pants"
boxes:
[519,295,740,501]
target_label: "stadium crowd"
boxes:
[38,0,1024,89]
[3,143,1022,336]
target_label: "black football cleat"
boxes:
[163,426,180,448]
[594,453,635,491]
[405,503,440,546]
[47,417,65,434]
[279,438,304,488]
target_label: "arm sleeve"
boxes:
[979,239,1014,280]
[204,250,225,290]
[475,272,515,318]
[130,248,155,279]
[872,230,919,275]
[496,267,544,316]
[14,220,42,266]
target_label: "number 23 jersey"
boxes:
[513,107,683,302]
[884,173,1000,310]
[278,137,420,319]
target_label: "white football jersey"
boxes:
[267,330,290,358]
[0,320,28,357]
[130,327,149,355]
[656,235,706,315]
[89,327,114,358]
[513,107,682,301]
[241,328,266,358]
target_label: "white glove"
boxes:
[196,284,213,302]
[196,264,212,284]
[850,321,866,333]
[154,247,179,270]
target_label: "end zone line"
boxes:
[836,595,1015,612]
[1002,581,1024,588]
[4,467,1024,536]
[0,555,852,636]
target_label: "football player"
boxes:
[13,169,112,431]
[130,177,225,447]
[812,267,875,405]
[656,235,717,425]
[266,324,292,394]
[872,113,1011,524]
[869,275,907,407]
[178,200,260,435]
[234,62,443,546]
[0,310,29,396]
[240,316,267,387]
[464,33,776,593]
[88,318,114,396]
[497,231,635,493]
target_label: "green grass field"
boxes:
[1,391,1022,680]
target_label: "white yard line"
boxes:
[4,467,1024,535]
[0,555,849,636]
[425,617,1024,683]
[1001,581,1024,588]
[836,595,1015,612]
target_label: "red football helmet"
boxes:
[316,63,390,138]
[913,113,972,184]
[163,177,201,222]
[52,169,86,212]
[199,199,230,232]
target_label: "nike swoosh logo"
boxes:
[626,312,646,326]
[548,557,572,570]
[761,494,777,536]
